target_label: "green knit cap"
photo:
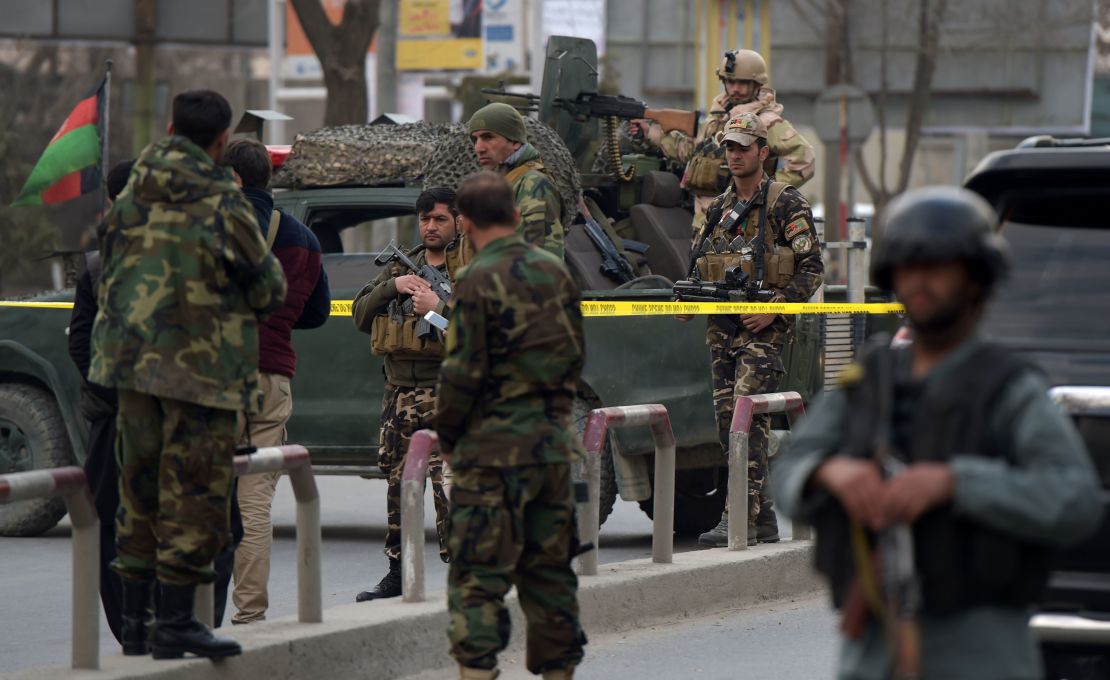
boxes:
[468,102,528,143]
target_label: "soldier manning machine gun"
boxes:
[481,36,698,183]
[374,241,453,339]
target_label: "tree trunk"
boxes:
[290,0,380,126]
[321,63,370,126]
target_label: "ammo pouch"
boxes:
[765,245,795,288]
[696,252,745,282]
[684,153,730,195]
[370,312,445,359]
[696,245,794,288]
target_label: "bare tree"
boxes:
[290,0,381,126]
[855,0,949,214]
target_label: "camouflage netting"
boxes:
[272,122,458,189]
[273,118,580,221]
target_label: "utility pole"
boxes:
[375,0,398,118]
[132,0,157,155]
[268,0,287,144]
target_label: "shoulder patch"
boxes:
[791,235,813,253]
[784,218,809,240]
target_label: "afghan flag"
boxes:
[11,76,107,208]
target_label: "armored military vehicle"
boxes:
[1,37,857,537]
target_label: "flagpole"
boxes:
[101,59,113,215]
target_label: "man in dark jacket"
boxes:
[68,159,135,643]
[224,137,330,624]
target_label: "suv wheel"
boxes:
[0,383,74,536]
[638,467,728,536]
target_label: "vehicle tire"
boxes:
[0,383,74,537]
[638,467,728,536]
[572,397,618,526]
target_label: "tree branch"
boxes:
[895,0,947,195]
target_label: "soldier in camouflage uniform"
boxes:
[90,90,286,659]
[465,102,565,259]
[437,171,587,680]
[682,112,823,548]
[632,49,815,238]
[351,187,459,601]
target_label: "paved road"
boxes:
[402,594,839,680]
[0,475,793,673]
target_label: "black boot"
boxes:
[356,560,402,602]
[150,582,242,659]
[756,498,780,543]
[121,578,153,656]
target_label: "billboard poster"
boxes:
[484,0,525,74]
[397,0,484,71]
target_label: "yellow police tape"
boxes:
[2,299,904,316]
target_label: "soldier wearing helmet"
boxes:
[772,187,1101,680]
[684,112,823,548]
[631,48,816,238]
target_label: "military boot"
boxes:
[150,583,242,659]
[120,578,154,656]
[356,559,402,602]
[697,513,758,548]
[459,665,500,679]
[542,665,575,679]
[755,498,780,543]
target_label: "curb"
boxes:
[13,541,821,680]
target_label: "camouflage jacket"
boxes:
[503,143,565,258]
[699,175,824,349]
[351,244,454,387]
[435,234,585,467]
[89,135,287,413]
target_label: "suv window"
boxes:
[305,205,418,254]
[983,221,1110,349]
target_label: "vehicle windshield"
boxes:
[982,221,1110,348]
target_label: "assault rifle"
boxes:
[374,241,452,339]
[481,84,698,138]
[672,267,775,304]
[839,346,922,680]
[577,196,636,284]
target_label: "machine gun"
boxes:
[672,267,775,304]
[481,85,698,138]
[374,241,452,339]
[577,196,636,284]
[480,36,699,182]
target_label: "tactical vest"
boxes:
[695,181,793,290]
[369,248,456,359]
[683,109,780,196]
[812,340,1050,616]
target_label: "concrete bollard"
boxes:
[0,467,100,669]
[211,445,321,624]
[729,392,808,550]
[580,404,677,574]
[400,430,437,603]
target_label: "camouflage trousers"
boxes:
[112,389,237,585]
[711,339,784,525]
[447,464,586,674]
[379,383,449,562]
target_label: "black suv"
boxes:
[966,140,1110,680]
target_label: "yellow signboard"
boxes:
[397,0,483,71]
[400,0,450,36]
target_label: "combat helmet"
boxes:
[718,49,769,85]
[871,186,1009,293]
